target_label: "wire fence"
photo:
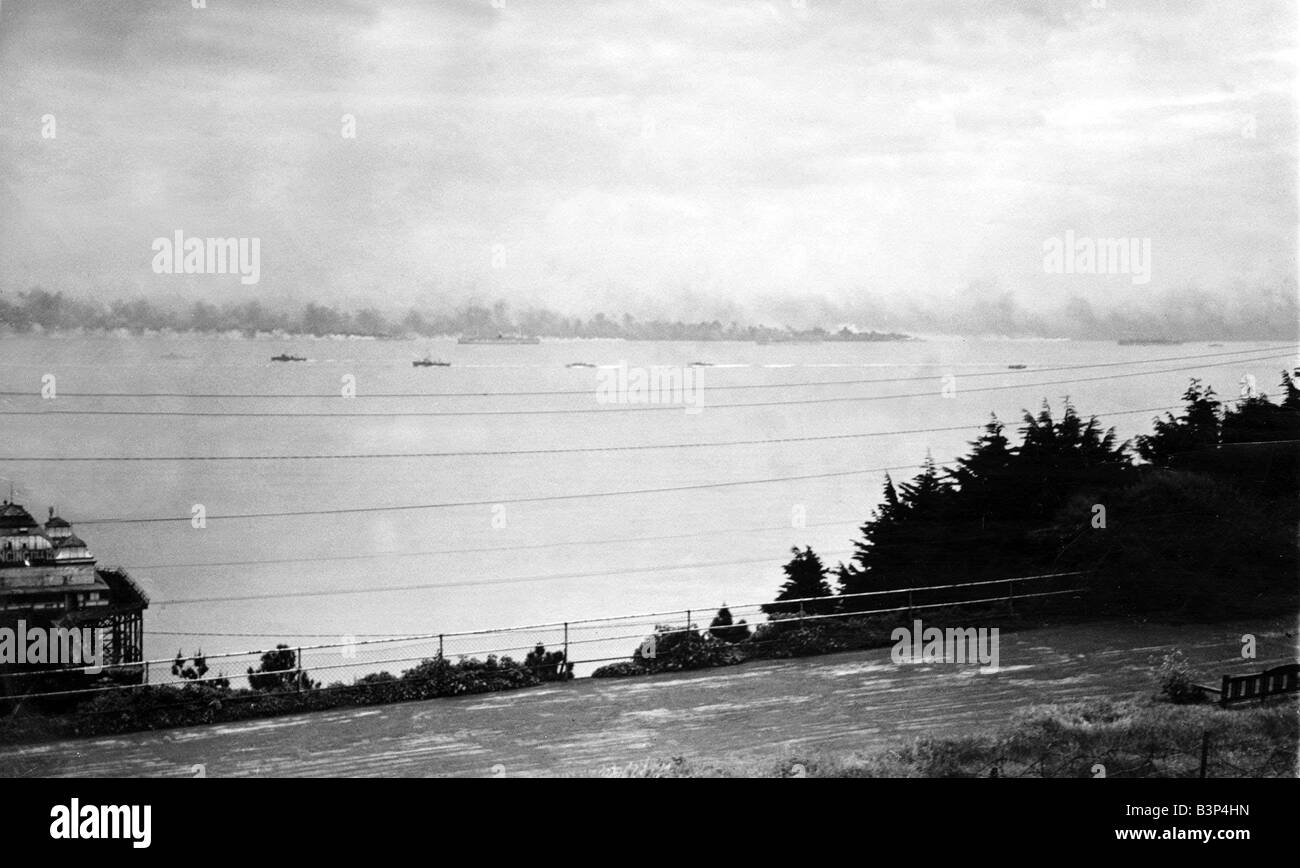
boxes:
[958,723,1299,779]
[1,570,1089,702]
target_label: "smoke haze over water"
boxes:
[0,0,1294,339]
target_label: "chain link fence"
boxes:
[1,570,1089,704]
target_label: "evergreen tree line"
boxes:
[769,375,1300,618]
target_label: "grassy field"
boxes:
[1,617,1294,777]
[596,696,1300,777]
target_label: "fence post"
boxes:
[1007,579,1015,615]
[563,622,569,664]
[1219,674,1231,708]
[296,646,303,693]
[1199,730,1211,779]
[437,634,445,695]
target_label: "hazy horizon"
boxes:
[1,0,1296,339]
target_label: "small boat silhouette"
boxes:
[566,362,596,369]
[413,357,450,367]
[1008,364,1027,370]
[271,353,306,362]
[689,361,714,367]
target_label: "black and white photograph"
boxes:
[0,0,1297,848]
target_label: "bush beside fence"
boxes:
[0,571,1087,744]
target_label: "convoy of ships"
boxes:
[267,333,1202,368]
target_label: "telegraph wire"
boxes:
[0,402,1190,461]
[72,462,930,526]
[127,517,869,571]
[42,394,1283,526]
[146,549,857,607]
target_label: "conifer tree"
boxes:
[764,547,834,616]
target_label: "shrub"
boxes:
[903,734,996,778]
[523,644,574,681]
[591,661,648,678]
[172,649,229,691]
[632,623,740,673]
[400,653,539,697]
[746,615,890,660]
[247,645,317,693]
[0,647,554,744]
[748,621,848,658]
[1152,650,1205,704]
[708,607,751,643]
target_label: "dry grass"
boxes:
[591,697,1300,778]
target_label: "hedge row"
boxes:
[591,609,981,678]
[0,650,569,745]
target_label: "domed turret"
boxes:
[0,501,37,534]
[44,507,73,540]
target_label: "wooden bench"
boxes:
[1196,663,1300,707]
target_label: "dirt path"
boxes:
[1,618,1294,777]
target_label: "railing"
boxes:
[0,570,1089,702]
[98,566,150,606]
[1197,663,1300,706]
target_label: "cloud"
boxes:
[0,0,1293,336]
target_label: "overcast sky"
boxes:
[0,0,1294,334]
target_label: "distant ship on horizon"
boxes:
[457,333,541,345]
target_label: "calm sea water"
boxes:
[0,333,1288,666]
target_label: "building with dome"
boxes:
[0,500,148,677]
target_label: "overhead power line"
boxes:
[129,517,868,572]
[133,505,1257,612]
[73,462,929,526]
[132,505,1243,578]
[41,390,1282,527]
[147,549,857,607]
[0,402,1185,461]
